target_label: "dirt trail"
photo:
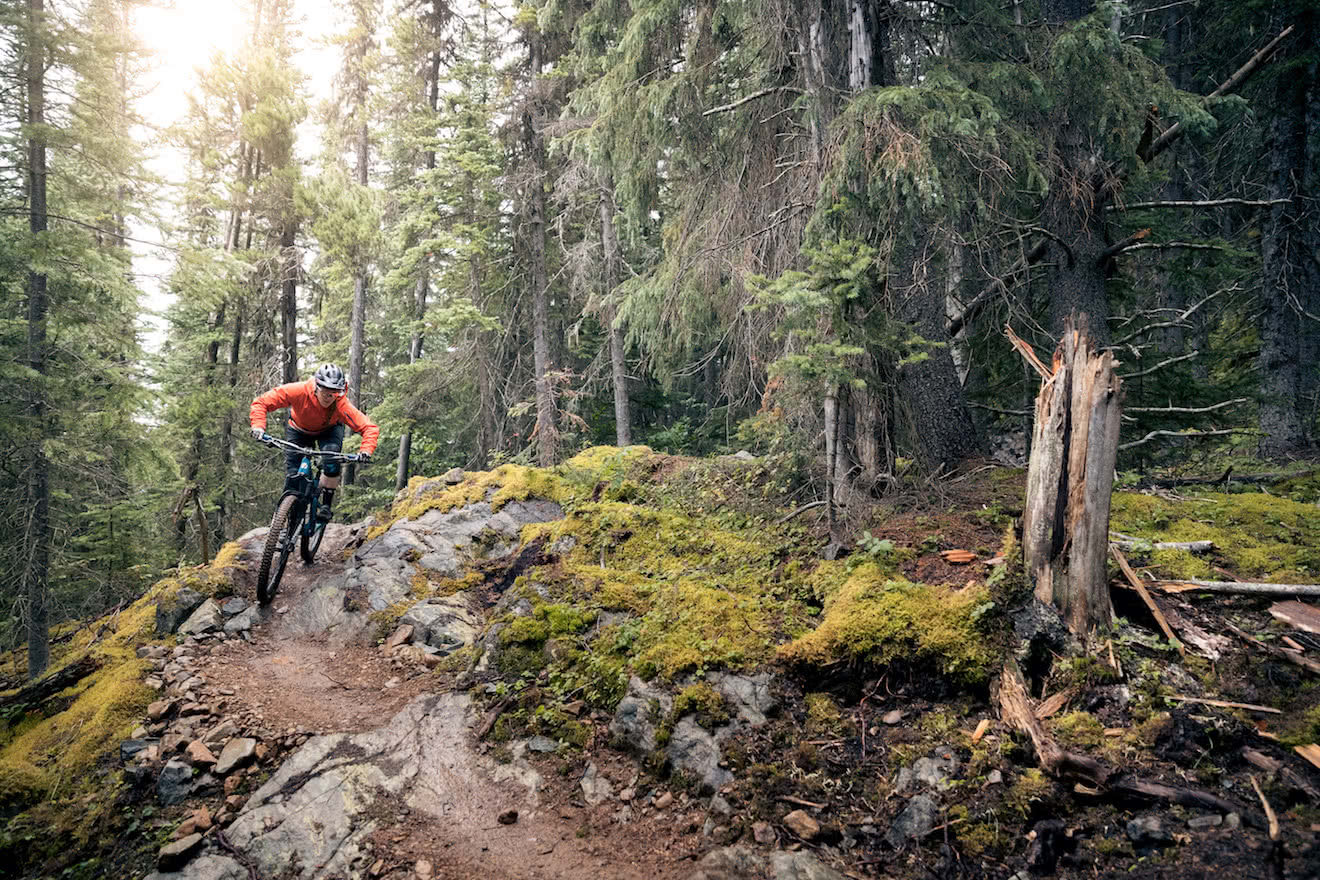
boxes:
[194,525,698,880]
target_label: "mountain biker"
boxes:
[249,363,380,522]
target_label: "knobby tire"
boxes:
[257,494,299,606]
[300,517,325,564]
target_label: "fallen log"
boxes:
[1110,533,1213,554]
[1155,579,1320,598]
[997,659,1256,823]
[0,654,100,715]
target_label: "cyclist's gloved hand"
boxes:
[251,428,265,441]
[357,451,372,464]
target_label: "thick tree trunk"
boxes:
[1019,318,1122,636]
[525,35,556,466]
[894,234,981,470]
[347,122,370,484]
[600,177,631,446]
[397,42,441,489]
[1257,16,1316,456]
[25,0,50,679]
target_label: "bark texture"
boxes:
[25,0,50,679]
[1020,319,1123,636]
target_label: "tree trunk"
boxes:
[24,0,49,680]
[1019,318,1123,637]
[347,121,370,485]
[894,233,981,470]
[600,176,631,446]
[525,34,556,466]
[280,220,298,384]
[1257,16,1316,456]
[823,387,839,538]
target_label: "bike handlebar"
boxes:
[256,434,365,462]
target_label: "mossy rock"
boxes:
[780,564,1000,685]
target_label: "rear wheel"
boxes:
[257,495,299,605]
[300,517,325,564]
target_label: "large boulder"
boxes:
[273,499,563,645]
[399,594,482,655]
[155,588,206,635]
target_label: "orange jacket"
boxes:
[250,379,380,454]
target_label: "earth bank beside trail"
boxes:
[4,448,1320,880]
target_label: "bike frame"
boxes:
[254,435,362,604]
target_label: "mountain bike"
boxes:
[253,434,363,606]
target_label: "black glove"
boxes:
[251,428,265,441]
[357,451,372,464]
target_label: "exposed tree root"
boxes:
[996,659,1260,827]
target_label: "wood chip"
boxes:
[1281,635,1306,652]
[940,549,978,564]
[1242,747,1282,773]
[1168,695,1282,714]
[1294,744,1320,771]
[1269,601,1320,635]
[1103,728,1125,737]
[970,719,991,744]
[1036,688,1076,719]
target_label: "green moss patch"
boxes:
[0,544,239,798]
[1111,489,1320,583]
[779,564,999,685]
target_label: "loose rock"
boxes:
[157,833,203,871]
[214,737,257,775]
[885,794,938,847]
[580,762,614,806]
[782,809,820,841]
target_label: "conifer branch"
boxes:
[1142,25,1295,162]
[703,86,803,117]
[1124,398,1248,415]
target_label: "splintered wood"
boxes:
[1015,318,1123,635]
[1268,601,1320,635]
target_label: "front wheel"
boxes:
[257,495,299,605]
[300,517,325,564]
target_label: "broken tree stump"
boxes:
[1013,317,1124,636]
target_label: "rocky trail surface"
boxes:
[134,501,748,880]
